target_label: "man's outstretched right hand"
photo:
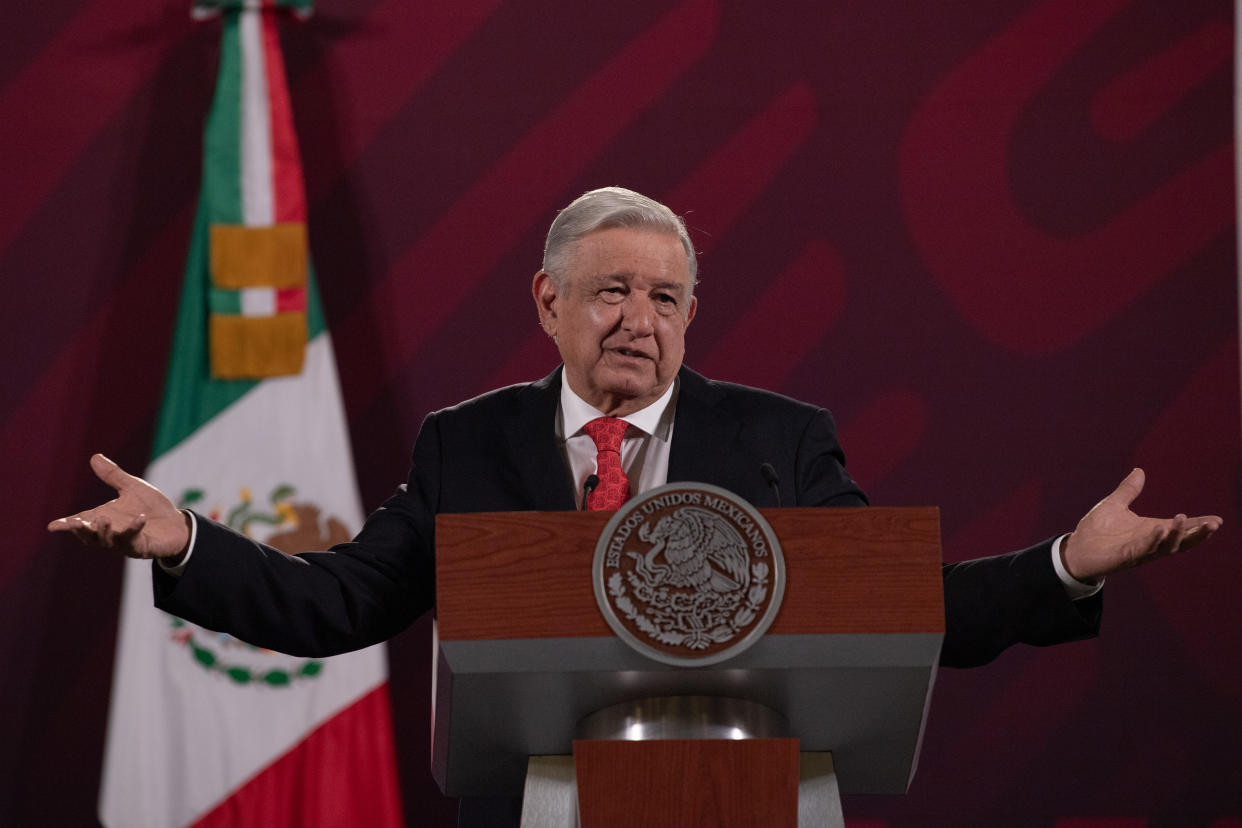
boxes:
[48,454,191,564]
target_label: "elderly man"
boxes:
[51,187,1220,668]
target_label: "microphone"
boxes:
[760,463,781,507]
[582,474,600,510]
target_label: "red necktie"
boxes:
[583,416,630,510]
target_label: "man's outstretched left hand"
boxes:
[1062,468,1222,582]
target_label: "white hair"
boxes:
[542,187,698,295]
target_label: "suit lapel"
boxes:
[668,368,767,503]
[503,367,577,511]
[504,366,769,509]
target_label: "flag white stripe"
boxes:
[240,11,274,226]
[240,286,276,316]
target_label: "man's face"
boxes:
[533,227,697,416]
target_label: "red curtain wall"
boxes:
[2,1,1237,825]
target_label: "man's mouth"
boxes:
[611,347,651,360]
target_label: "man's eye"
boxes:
[600,288,625,301]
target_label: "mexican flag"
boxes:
[98,2,403,826]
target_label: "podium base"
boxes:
[520,756,577,828]
[518,750,843,828]
[799,752,844,828]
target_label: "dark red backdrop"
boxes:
[3,1,1238,825]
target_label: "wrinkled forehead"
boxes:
[564,227,695,292]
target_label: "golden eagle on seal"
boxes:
[633,506,750,593]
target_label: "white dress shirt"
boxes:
[557,376,678,509]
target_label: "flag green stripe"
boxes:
[208,287,243,315]
[204,12,243,226]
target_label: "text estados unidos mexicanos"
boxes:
[605,491,768,567]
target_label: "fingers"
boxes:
[71,515,108,546]
[1151,514,1186,559]
[1148,513,1223,560]
[46,513,100,537]
[1168,515,1222,555]
[108,514,148,549]
[46,514,106,545]
[1109,467,1146,509]
[90,453,136,494]
[1191,514,1225,533]
[46,511,147,549]
[46,516,75,533]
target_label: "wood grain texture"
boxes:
[573,738,799,828]
[435,507,943,641]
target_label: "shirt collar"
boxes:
[558,372,678,440]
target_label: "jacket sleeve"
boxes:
[152,413,446,657]
[939,539,1102,668]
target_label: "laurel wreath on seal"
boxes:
[607,562,770,650]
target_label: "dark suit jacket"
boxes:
[155,366,1100,667]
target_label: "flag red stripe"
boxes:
[276,287,308,312]
[189,684,404,828]
[260,9,306,223]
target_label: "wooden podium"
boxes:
[432,507,943,826]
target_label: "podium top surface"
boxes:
[436,506,944,642]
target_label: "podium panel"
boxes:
[574,738,800,828]
[432,507,943,798]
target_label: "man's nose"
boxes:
[621,293,656,335]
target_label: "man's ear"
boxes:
[685,295,697,326]
[532,270,559,337]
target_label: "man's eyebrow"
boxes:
[582,272,687,294]
[647,279,687,293]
